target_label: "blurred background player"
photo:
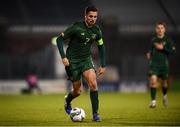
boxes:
[147,21,176,108]
[21,69,42,94]
[56,6,106,122]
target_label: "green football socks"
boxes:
[162,86,167,96]
[66,92,76,105]
[90,91,99,114]
[150,87,156,100]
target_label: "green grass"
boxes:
[172,80,180,91]
[0,92,180,126]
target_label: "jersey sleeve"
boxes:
[56,24,76,58]
[56,36,66,58]
[61,24,76,40]
[149,38,155,55]
[164,38,176,54]
[98,44,106,67]
[95,26,106,67]
[96,26,104,46]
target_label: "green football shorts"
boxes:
[149,66,169,80]
[65,59,95,81]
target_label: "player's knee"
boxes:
[150,81,157,87]
[88,80,97,91]
[149,75,158,87]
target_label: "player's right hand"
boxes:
[62,57,69,66]
[155,43,164,50]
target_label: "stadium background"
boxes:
[0,0,179,93]
[0,0,180,126]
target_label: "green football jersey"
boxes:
[149,35,175,67]
[61,21,102,63]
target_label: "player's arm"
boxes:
[56,34,69,66]
[96,38,106,75]
[56,34,66,59]
[56,24,75,66]
[147,40,154,60]
[95,27,106,75]
[164,38,176,54]
[154,43,164,50]
[97,38,106,67]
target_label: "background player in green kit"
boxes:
[146,21,175,108]
[56,6,106,121]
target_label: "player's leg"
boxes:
[64,67,83,114]
[64,80,83,114]
[161,69,169,107]
[83,69,101,122]
[149,74,158,108]
[161,79,168,107]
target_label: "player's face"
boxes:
[155,24,166,37]
[85,11,98,27]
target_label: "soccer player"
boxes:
[56,6,106,121]
[147,21,175,108]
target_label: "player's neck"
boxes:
[157,34,165,39]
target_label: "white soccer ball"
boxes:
[70,107,85,122]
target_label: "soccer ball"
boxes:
[69,107,85,122]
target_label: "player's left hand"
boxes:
[98,67,106,76]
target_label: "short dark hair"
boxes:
[156,21,167,28]
[85,6,98,15]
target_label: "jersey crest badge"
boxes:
[81,33,85,36]
[163,41,166,45]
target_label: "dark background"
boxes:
[0,0,179,80]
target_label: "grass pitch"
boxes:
[0,92,180,126]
